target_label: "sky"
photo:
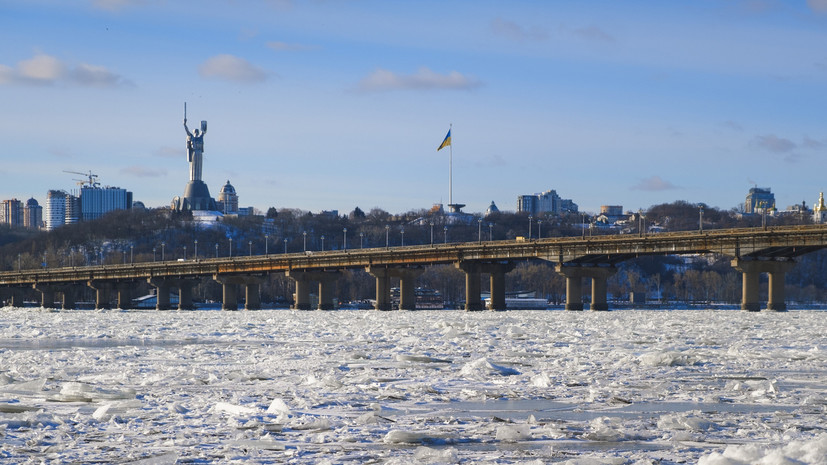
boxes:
[1,0,826,216]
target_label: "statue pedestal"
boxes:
[173,180,217,211]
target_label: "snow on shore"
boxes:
[0,308,825,463]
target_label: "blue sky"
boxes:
[2,0,826,215]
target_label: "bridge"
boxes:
[2,224,826,312]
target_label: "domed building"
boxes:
[485,200,499,217]
[217,180,239,215]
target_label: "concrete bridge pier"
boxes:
[397,268,424,310]
[457,262,483,311]
[555,264,617,311]
[287,270,340,310]
[116,282,135,309]
[87,280,113,310]
[214,275,265,310]
[1,288,26,307]
[147,278,197,310]
[148,277,172,310]
[481,262,517,311]
[456,261,517,311]
[366,267,392,311]
[732,258,795,312]
[33,284,58,309]
[176,279,197,310]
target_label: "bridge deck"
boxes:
[1,224,826,287]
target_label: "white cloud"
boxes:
[0,53,129,87]
[266,41,316,52]
[632,176,679,191]
[753,134,796,153]
[198,54,268,83]
[357,67,481,92]
[491,18,548,41]
[572,25,615,43]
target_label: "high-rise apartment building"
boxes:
[45,190,67,230]
[80,186,132,221]
[517,189,578,216]
[0,199,23,227]
[23,198,42,229]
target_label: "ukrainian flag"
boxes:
[437,129,451,151]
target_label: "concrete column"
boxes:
[286,271,312,310]
[147,278,172,310]
[767,261,794,311]
[245,280,262,310]
[367,267,392,311]
[213,275,264,311]
[555,265,583,311]
[457,262,483,311]
[116,283,134,310]
[317,274,338,310]
[733,258,795,312]
[398,268,424,310]
[589,268,617,311]
[556,264,617,311]
[87,280,113,310]
[480,262,516,311]
[732,259,763,312]
[57,286,77,310]
[222,281,238,310]
[178,280,195,310]
[4,289,25,308]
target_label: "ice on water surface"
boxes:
[0,307,825,464]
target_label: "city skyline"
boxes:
[2,1,826,215]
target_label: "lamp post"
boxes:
[229,238,233,257]
[321,235,325,251]
[283,238,288,254]
[130,245,134,264]
[194,240,198,259]
[17,253,21,271]
[215,243,219,258]
[265,234,269,255]
[385,225,390,248]
[537,219,542,239]
[429,221,434,245]
[343,228,347,250]
[249,240,253,256]
[183,245,187,260]
[699,205,704,232]
[303,231,307,252]
[528,215,533,240]
[478,218,482,243]
[444,225,448,244]
[401,227,405,247]
[161,242,166,261]
[359,231,364,249]
[489,222,493,241]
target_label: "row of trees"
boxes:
[1,201,826,306]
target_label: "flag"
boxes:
[437,129,451,151]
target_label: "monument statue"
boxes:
[183,103,207,182]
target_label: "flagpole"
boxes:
[448,124,453,208]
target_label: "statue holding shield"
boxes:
[184,102,207,182]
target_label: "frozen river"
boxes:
[1,307,825,464]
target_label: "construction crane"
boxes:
[63,170,100,188]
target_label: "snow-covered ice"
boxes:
[0,307,825,464]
